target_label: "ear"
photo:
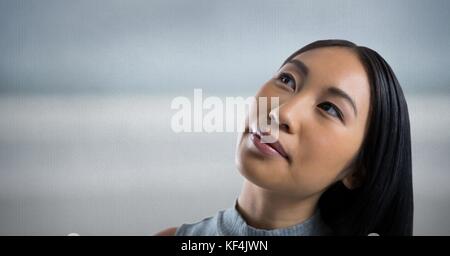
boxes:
[342,169,364,190]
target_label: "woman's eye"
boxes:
[277,73,296,91]
[318,102,343,121]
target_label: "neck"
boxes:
[236,180,321,230]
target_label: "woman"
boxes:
[157,39,413,236]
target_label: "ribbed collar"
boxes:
[216,202,332,236]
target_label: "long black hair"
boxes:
[281,40,413,236]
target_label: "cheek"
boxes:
[288,125,361,194]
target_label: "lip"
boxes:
[249,131,289,161]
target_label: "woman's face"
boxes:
[236,46,371,199]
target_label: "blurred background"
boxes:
[0,0,449,235]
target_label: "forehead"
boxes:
[290,47,369,94]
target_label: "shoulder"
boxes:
[155,210,226,236]
[175,213,222,236]
[154,227,178,236]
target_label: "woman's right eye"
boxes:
[276,72,296,91]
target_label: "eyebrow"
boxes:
[286,59,309,77]
[326,87,358,117]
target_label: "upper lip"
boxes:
[252,130,290,161]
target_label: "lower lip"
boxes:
[250,133,284,159]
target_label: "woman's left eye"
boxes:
[318,102,343,121]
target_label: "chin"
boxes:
[235,129,290,191]
[235,147,287,192]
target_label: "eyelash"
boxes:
[276,72,344,122]
[317,102,344,121]
[277,72,296,91]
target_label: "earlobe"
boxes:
[342,169,364,190]
[342,175,356,190]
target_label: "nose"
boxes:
[269,95,304,134]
